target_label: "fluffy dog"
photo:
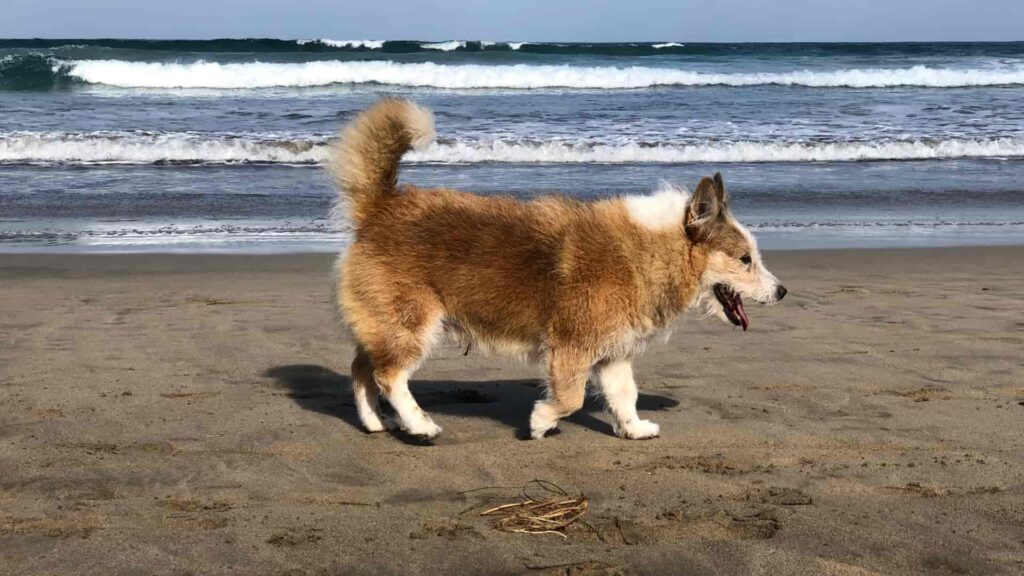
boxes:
[331,99,786,440]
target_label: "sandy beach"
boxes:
[1,247,1022,576]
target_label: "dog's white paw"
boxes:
[619,419,660,440]
[362,413,399,433]
[404,418,442,439]
[530,422,558,440]
[529,402,559,439]
[360,411,392,433]
[363,419,387,433]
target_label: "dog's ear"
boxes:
[712,171,729,207]
[685,174,727,243]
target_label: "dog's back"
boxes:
[331,100,676,355]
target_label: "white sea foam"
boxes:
[481,41,525,50]
[421,40,466,51]
[295,39,385,49]
[480,41,525,50]
[0,222,345,253]
[408,138,1024,163]
[61,59,1024,89]
[653,42,684,49]
[3,132,1023,165]
[0,132,325,164]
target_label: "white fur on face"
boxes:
[623,184,689,232]
[695,214,783,323]
[730,216,781,303]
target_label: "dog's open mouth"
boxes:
[713,283,749,331]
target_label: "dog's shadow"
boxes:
[263,364,679,443]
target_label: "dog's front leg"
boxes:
[597,359,659,439]
[529,348,590,439]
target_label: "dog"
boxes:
[330,99,786,440]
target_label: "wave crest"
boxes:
[421,41,466,51]
[61,60,1024,89]
[0,132,325,165]
[3,132,1023,165]
[296,39,385,50]
[409,138,1024,163]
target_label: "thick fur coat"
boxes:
[331,99,785,440]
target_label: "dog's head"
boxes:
[685,173,786,331]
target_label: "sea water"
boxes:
[1,39,1022,251]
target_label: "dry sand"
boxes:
[1,247,1022,576]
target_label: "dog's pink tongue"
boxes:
[734,298,749,331]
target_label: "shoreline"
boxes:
[2,245,1022,575]
[3,239,1024,257]
[1,243,1024,265]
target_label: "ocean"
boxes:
[1,39,1023,252]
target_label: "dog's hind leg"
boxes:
[342,258,444,438]
[530,347,591,439]
[360,310,444,439]
[351,345,393,433]
[375,364,440,439]
[597,359,659,439]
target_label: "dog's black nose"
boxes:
[775,285,787,301]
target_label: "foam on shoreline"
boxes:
[4,132,1022,165]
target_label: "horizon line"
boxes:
[2,37,1024,44]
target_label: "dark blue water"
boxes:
[1,39,1022,251]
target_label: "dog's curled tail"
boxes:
[329,98,435,226]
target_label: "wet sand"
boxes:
[1,248,1022,575]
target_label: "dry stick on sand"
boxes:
[479,480,588,538]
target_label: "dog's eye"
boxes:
[739,254,752,265]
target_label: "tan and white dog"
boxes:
[331,99,786,440]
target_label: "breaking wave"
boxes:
[3,132,1023,165]
[57,60,1024,89]
[414,138,1024,163]
[296,39,385,50]
[421,40,466,51]
[0,132,326,165]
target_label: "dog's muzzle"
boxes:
[713,283,748,331]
